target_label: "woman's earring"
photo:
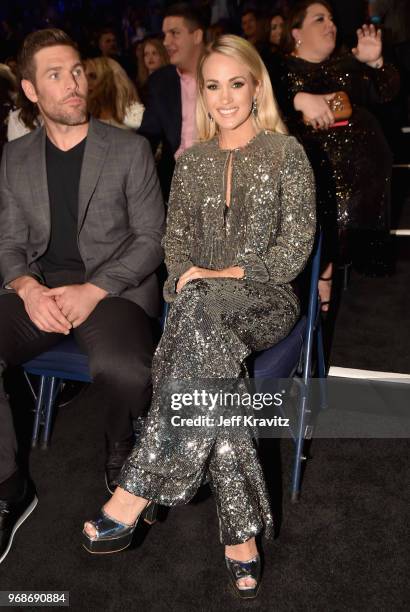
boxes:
[208,112,214,122]
[251,98,258,116]
[296,39,302,48]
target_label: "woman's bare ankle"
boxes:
[83,491,148,539]
[225,537,258,562]
[104,489,147,520]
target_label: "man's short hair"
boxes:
[164,3,208,33]
[17,28,78,84]
[241,9,263,21]
[16,29,78,131]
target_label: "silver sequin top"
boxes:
[163,130,316,301]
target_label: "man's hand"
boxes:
[10,275,72,334]
[42,283,108,328]
[176,266,244,293]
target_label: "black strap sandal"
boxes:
[225,554,262,599]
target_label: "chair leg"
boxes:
[32,376,47,449]
[291,386,310,502]
[41,377,60,450]
[342,263,351,291]
[316,321,328,411]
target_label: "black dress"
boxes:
[271,53,400,268]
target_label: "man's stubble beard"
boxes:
[39,98,88,127]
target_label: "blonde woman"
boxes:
[85,57,144,129]
[82,35,316,599]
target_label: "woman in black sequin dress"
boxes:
[270,0,400,308]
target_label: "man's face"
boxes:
[99,32,118,57]
[241,13,258,39]
[22,45,88,127]
[162,16,201,69]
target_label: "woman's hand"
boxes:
[176,265,244,293]
[352,24,383,68]
[293,92,336,130]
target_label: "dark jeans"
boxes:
[0,289,155,484]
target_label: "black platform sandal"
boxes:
[82,502,156,554]
[225,554,262,599]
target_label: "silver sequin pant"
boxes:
[119,278,299,544]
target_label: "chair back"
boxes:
[251,230,323,381]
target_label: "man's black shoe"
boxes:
[0,480,38,564]
[105,435,135,495]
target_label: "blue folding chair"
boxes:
[23,308,167,450]
[23,337,92,449]
[249,232,327,501]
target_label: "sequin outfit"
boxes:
[119,131,316,545]
[272,54,400,261]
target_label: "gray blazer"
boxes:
[0,118,165,317]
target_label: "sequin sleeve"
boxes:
[235,137,316,284]
[162,158,195,302]
[360,61,400,105]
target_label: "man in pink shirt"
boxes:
[138,3,206,199]
[174,66,198,160]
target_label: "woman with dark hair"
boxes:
[273,1,399,308]
[270,12,285,52]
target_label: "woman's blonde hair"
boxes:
[196,34,287,141]
[85,57,140,124]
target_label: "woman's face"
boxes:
[292,3,336,61]
[270,15,284,46]
[143,42,162,74]
[202,52,259,135]
[85,63,98,94]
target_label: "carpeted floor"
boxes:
[2,196,409,612]
[1,400,408,612]
[329,258,410,373]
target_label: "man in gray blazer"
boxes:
[0,29,165,564]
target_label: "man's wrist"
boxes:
[9,276,41,300]
[84,282,108,300]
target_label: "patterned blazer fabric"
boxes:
[0,117,166,317]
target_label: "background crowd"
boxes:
[0,0,409,280]
[1,1,409,116]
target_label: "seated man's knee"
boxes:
[90,348,151,391]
